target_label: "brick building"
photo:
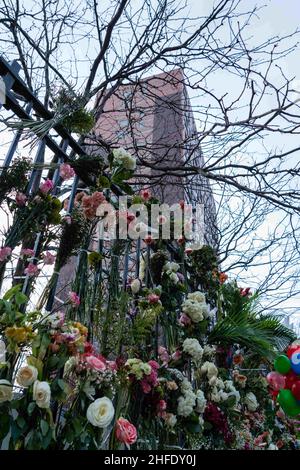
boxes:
[94,68,218,247]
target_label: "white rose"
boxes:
[0,380,12,403]
[86,397,115,428]
[131,278,141,294]
[16,365,38,388]
[33,380,51,408]
[244,392,258,412]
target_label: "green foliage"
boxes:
[0,158,31,204]
[209,283,296,359]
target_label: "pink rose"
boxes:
[20,248,35,258]
[69,291,80,307]
[179,312,191,326]
[158,346,170,365]
[157,215,167,225]
[59,163,75,181]
[24,263,39,276]
[15,192,27,206]
[185,247,193,255]
[43,251,56,265]
[148,293,160,304]
[171,350,182,361]
[85,355,106,371]
[40,179,54,194]
[0,247,12,262]
[115,418,137,446]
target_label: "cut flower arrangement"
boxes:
[0,153,299,451]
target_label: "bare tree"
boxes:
[0,0,300,312]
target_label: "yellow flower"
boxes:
[72,322,88,337]
[5,325,33,343]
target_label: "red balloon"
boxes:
[292,381,300,401]
[287,345,300,359]
[285,371,298,389]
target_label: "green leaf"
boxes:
[15,291,28,307]
[0,413,10,439]
[27,355,44,376]
[16,415,26,430]
[38,333,51,360]
[57,379,66,391]
[98,176,110,188]
[27,402,36,415]
[40,419,49,437]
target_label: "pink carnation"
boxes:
[59,163,75,181]
[0,247,12,262]
[24,263,39,277]
[15,192,27,206]
[148,293,160,304]
[69,291,80,307]
[43,251,56,265]
[40,179,54,194]
[20,248,35,258]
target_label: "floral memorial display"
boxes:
[0,149,299,452]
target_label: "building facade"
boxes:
[94,68,218,247]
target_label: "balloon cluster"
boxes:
[267,344,300,417]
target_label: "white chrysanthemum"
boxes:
[169,272,179,284]
[201,361,218,379]
[177,396,195,417]
[203,344,216,357]
[112,148,136,170]
[187,291,206,303]
[195,389,207,413]
[182,338,203,363]
[182,298,209,323]
[163,261,180,273]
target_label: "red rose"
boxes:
[115,418,137,446]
